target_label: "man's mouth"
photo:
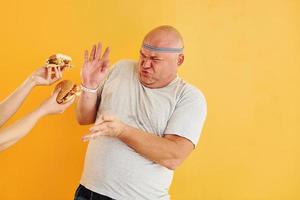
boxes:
[141,70,152,75]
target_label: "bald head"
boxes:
[138,25,185,88]
[143,25,184,49]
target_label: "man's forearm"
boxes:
[0,107,45,151]
[0,77,36,127]
[118,126,181,170]
[76,91,98,125]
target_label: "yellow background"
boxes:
[0,0,299,199]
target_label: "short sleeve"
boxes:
[164,86,207,147]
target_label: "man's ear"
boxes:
[177,54,184,66]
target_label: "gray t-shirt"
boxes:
[80,60,207,200]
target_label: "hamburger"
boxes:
[46,53,72,72]
[54,80,81,104]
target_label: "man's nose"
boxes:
[142,58,152,69]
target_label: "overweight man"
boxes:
[74,25,207,200]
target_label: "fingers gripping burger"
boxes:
[46,54,72,71]
[54,80,81,104]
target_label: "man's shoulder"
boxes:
[108,59,137,78]
[113,59,137,70]
[176,79,206,104]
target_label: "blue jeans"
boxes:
[74,184,115,200]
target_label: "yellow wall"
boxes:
[0,0,299,199]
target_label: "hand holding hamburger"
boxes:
[31,53,72,86]
[37,88,75,116]
[33,54,80,112]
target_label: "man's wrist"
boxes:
[118,124,130,139]
[81,83,100,93]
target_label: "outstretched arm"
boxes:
[0,89,74,151]
[0,65,62,127]
[76,42,110,125]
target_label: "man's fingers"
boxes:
[95,42,102,60]
[82,131,103,142]
[89,45,96,61]
[84,50,89,64]
[89,125,106,132]
[101,47,110,60]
